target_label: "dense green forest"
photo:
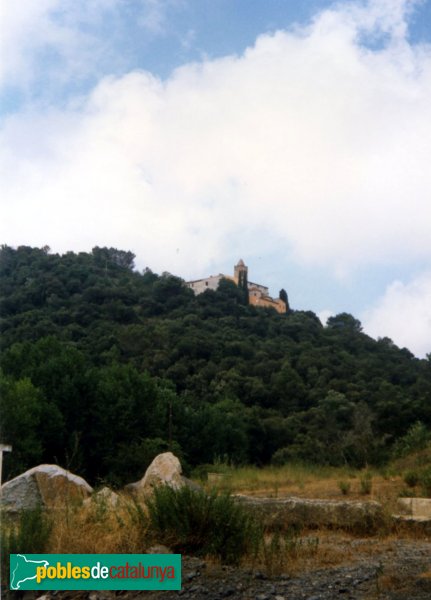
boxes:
[1,245,430,486]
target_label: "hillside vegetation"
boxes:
[1,245,430,486]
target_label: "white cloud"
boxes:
[363,272,431,357]
[0,0,57,88]
[1,0,431,287]
[0,0,118,90]
[0,0,177,91]
[137,0,180,34]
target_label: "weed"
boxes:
[146,485,259,565]
[338,480,351,495]
[419,467,431,497]
[260,527,319,576]
[261,530,288,576]
[375,560,385,595]
[403,470,419,488]
[360,472,372,495]
[1,508,52,586]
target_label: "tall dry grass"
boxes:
[201,463,365,498]
[48,493,148,554]
[198,462,423,513]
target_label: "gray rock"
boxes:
[132,452,185,498]
[221,586,235,596]
[123,481,140,496]
[84,486,120,508]
[124,456,201,499]
[182,476,202,492]
[0,464,93,512]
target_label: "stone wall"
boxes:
[236,495,386,533]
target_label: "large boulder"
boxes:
[0,464,93,512]
[126,452,184,498]
[124,452,203,499]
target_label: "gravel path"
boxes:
[156,538,431,600]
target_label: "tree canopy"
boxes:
[1,245,430,484]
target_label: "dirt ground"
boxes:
[8,531,431,600]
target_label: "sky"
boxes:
[1,0,431,358]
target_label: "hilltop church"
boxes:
[187,259,288,314]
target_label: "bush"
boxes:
[419,468,431,497]
[393,422,430,458]
[271,447,292,466]
[403,470,420,488]
[338,480,351,495]
[146,485,259,565]
[1,508,52,586]
[359,472,372,495]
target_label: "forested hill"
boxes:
[1,245,430,486]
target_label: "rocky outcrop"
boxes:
[123,481,141,496]
[236,495,386,532]
[0,464,93,512]
[125,452,185,498]
[140,452,183,492]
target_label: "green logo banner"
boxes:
[10,554,181,591]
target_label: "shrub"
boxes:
[419,468,431,497]
[146,485,259,565]
[271,447,292,466]
[359,472,372,495]
[338,480,351,496]
[403,470,420,488]
[1,508,52,586]
[393,422,430,458]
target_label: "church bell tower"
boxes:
[234,259,248,290]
